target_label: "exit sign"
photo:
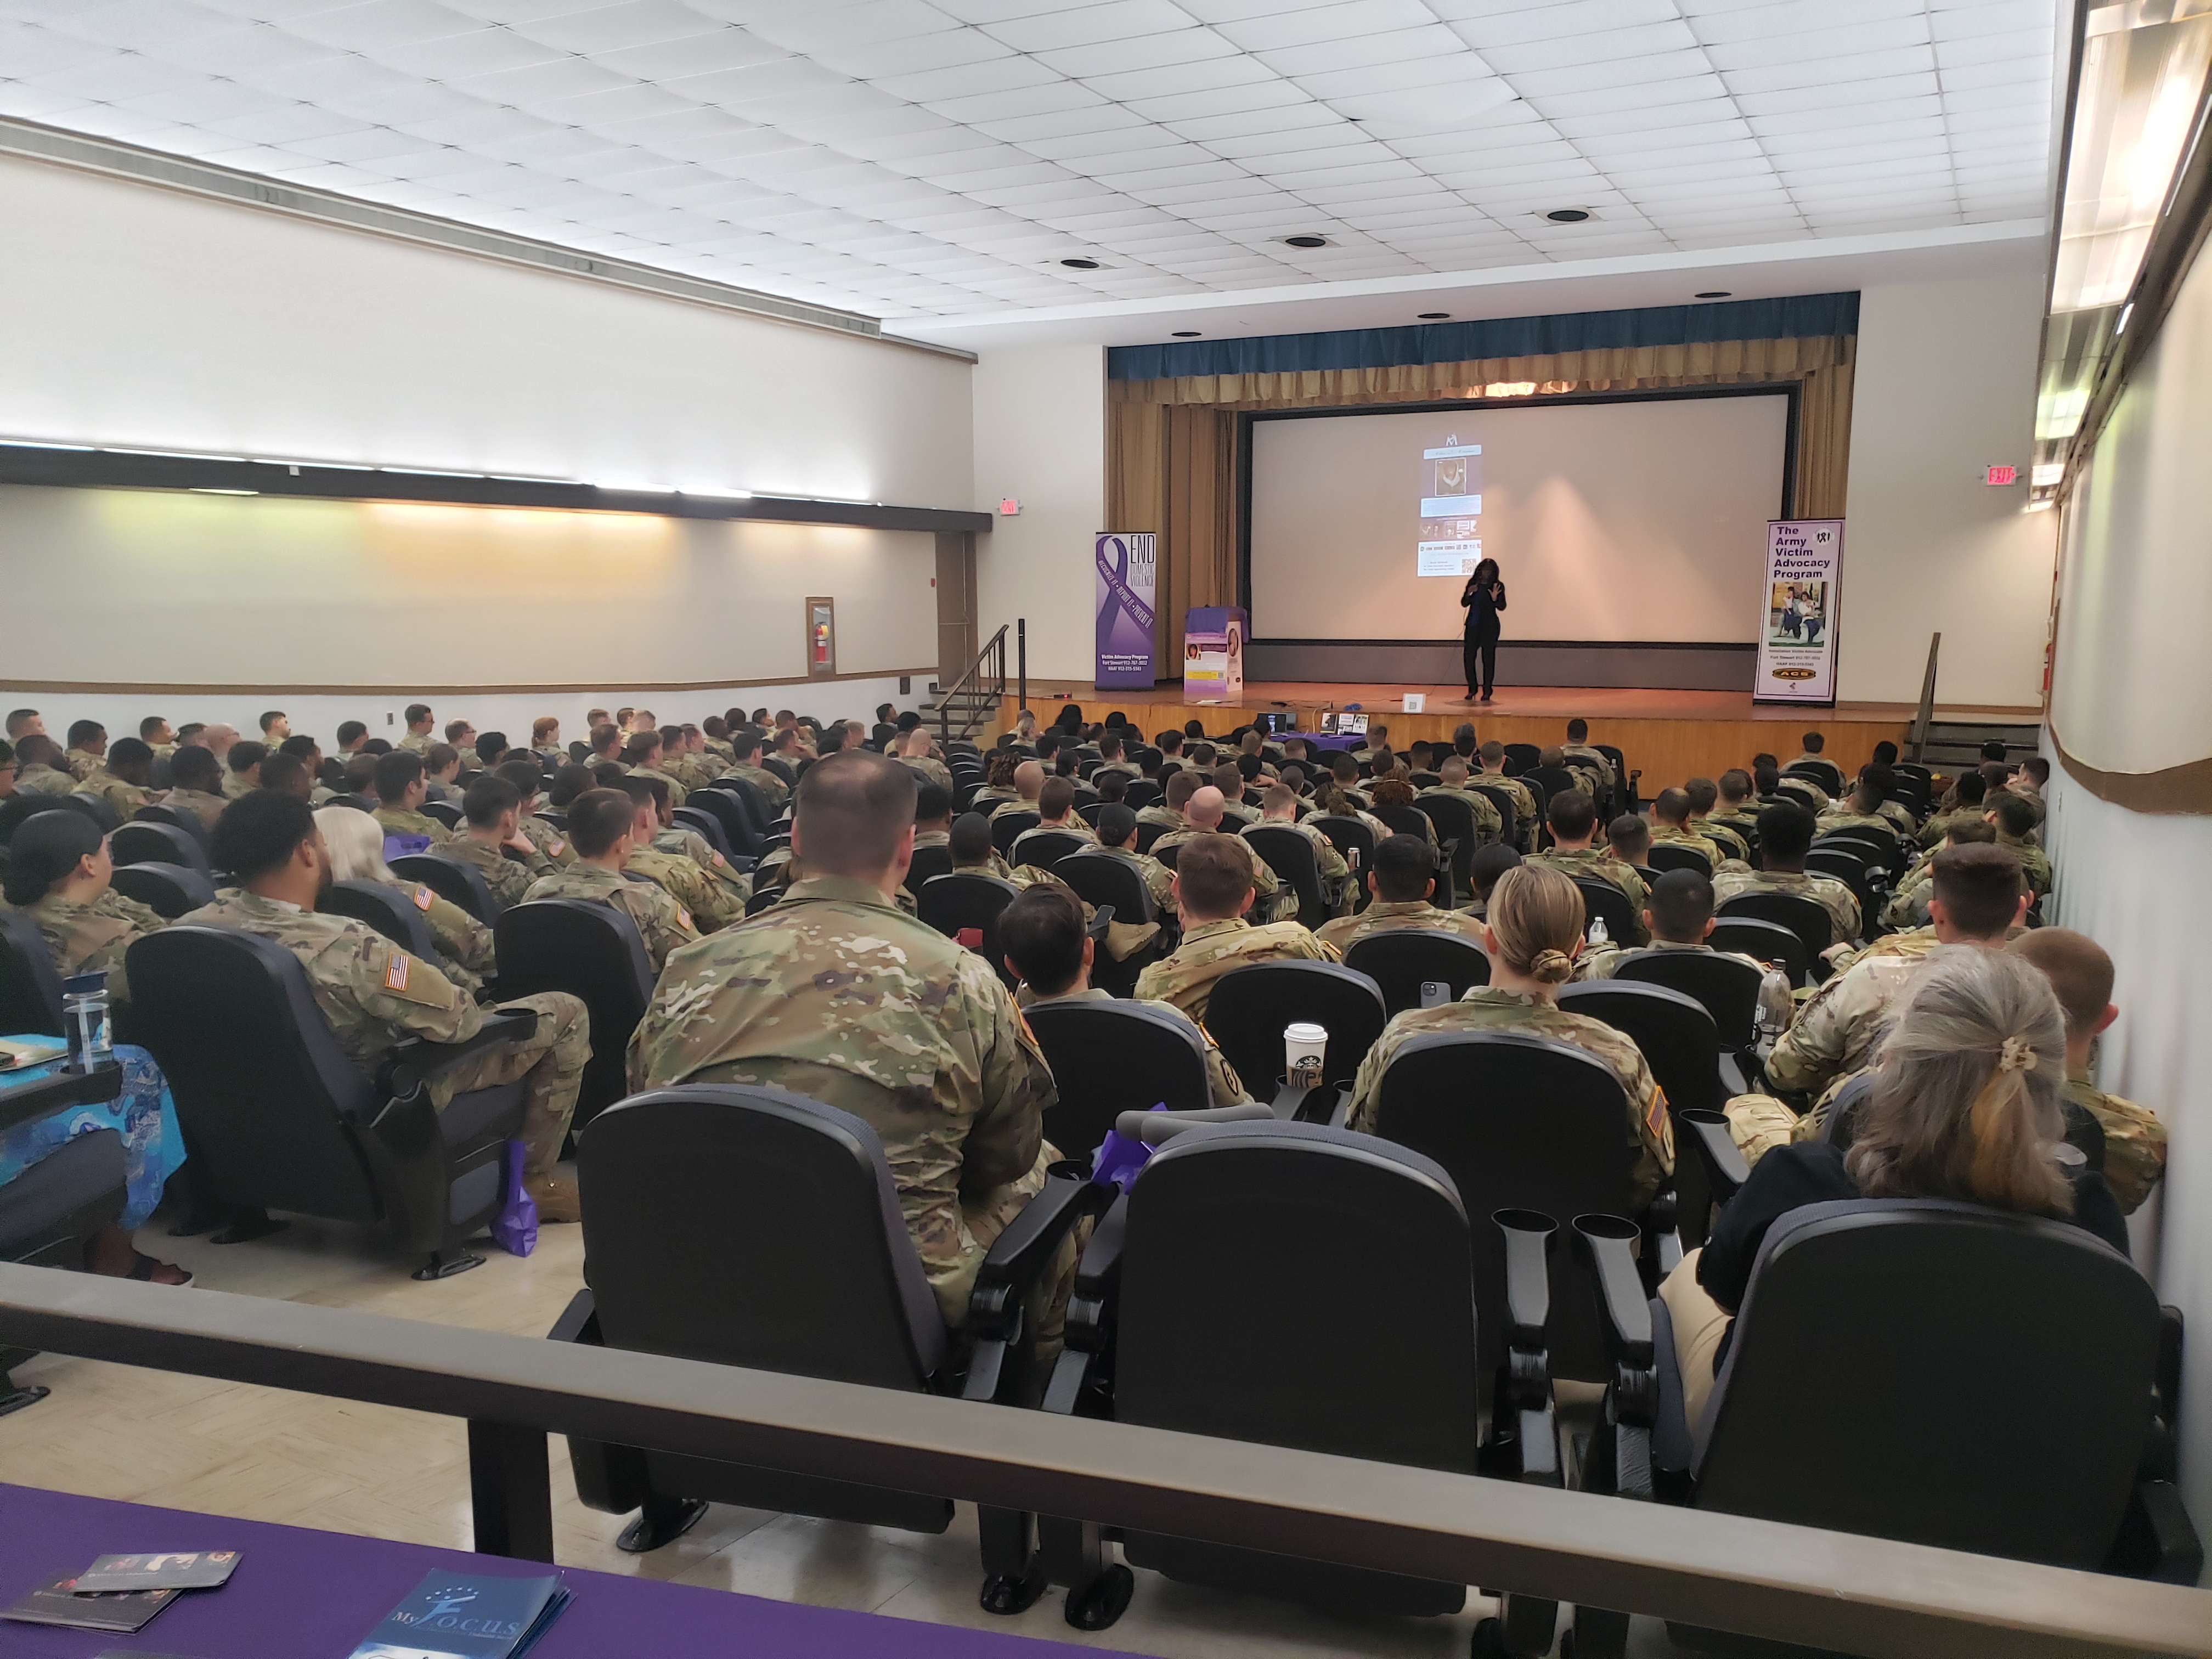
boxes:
[1984,465,2019,486]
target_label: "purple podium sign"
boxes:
[1094,532,1156,689]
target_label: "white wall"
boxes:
[970,344,1105,686]
[1842,262,2056,707]
[0,151,973,506]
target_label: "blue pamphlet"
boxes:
[348,1570,568,1659]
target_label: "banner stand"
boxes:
[1094,532,1156,690]
[1184,607,1246,704]
[1753,519,1844,706]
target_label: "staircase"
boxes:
[928,623,1008,744]
[1915,719,2042,771]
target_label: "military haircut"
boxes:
[1096,803,1136,848]
[107,737,153,774]
[211,787,317,880]
[1610,814,1650,859]
[1236,753,1264,783]
[2017,756,2050,786]
[1718,768,1752,802]
[1038,775,1076,820]
[1437,755,1470,784]
[999,883,1088,998]
[1173,832,1255,918]
[1183,719,1206,738]
[1652,787,1691,825]
[445,719,473,743]
[1547,788,1598,841]
[1859,761,1896,799]
[1261,782,1298,816]
[476,732,509,765]
[176,723,205,743]
[1566,718,1589,742]
[1752,762,1781,796]
[1978,760,2012,792]
[169,744,221,791]
[138,715,167,740]
[1990,792,2038,837]
[623,732,661,766]
[1212,762,1243,795]
[589,723,623,757]
[336,720,368,748]
[913,782,952,825]
[258,710,285,733]
[794,751,917,876]
[1930,843,2025,936]
[1800,731,1825,753]
[1980,739,2008,761]
[2008,928,2114,1034]
[657,725,685,751]
[342,751,378,792]
[258,751,309,795]
[950,810,994,866]
[1647,869,1715,940]
[1872,740,1900,765]
[1953,768,1989,804]
[1158,730,1183,752]
[1096,771,1128,803]
[1372,833,1439,902]
[1756,801,1816,862]
[591,762,627,788]
[1097,731,1123,759]
[372,749,423,803]
[1948,820,1996,845]
[1684,777,1719,815]
[362,738,392,756]
[405,703,432,726]
[464,774,521,828]
[495,759,543,800]
[4,709,38,738]
[1165,769,1203,809]
[227,740,267,776]
[730,729,763,762]
[547,763,594,809]
[66,719,105,749]
[619,772,668,812]
[277,735,318,760]
[566,788,635,859]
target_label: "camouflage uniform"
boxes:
[14,763,75,798]
[652,826,753,910]
[1531,847,1652,945]
[1818,808,1899,838]
[627,875,1063,1328]
[1575,936,1768,984]
[1561,744,1616,793]
[1764,937,1967,1097]
[1997,831,2052,897]
[26,889,168,1006]
[1711,866,1860,947]
[1418,784,1504,847]
[1092,840,1175,916]
[1021,985,1250,1109]
[63,747,102,783]
[376,875,496,994]
[1471,773,1539,849]
[1243,815,1351,909]
[2067,1069,2166,1214]
[1011,820,1097,865]
[373,805,455,846]
[1092,759,1144,783]
[1694,816,1751,864]
[630,844,746,932]
[725,763,790,811]
[1707,806,1760,847]
[518,814,573,867]
[522,861,701,973]
[989,797,1045,823]
[77,767,150,820]
[176,890,586,1177]
[221,771,255,801]
[1131,916,1338,1028]
[898,753,955,793]
[1876,799,1918,837]
[165,787,229,832]
[1151,826,1289,923]
[1773,778,1832,815]
[1133,803,1185,833]
[1917,806,1984,849]
[1315,898,1486,955]
[441,834,552,913]
[1648,823,1725,870]
[635,763,689,809]
[1346,986,1674,1210]
[397,731,433,754]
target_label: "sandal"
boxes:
[126,1254,193,1286]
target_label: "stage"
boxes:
[996,682,2041,789]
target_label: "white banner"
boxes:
[1754,519,1844,704]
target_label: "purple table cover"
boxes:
[0,1484,1139,1658]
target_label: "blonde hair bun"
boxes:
[1530,948,1576,984]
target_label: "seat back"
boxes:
[1645,842,1713,877]
[1342,928,1490,1014]
[916,872,1020,989]
[1719,890,1837,963]
[1413,794,1479,900]
[1305,814,1377,900]
[1026,1000,1212,1166]
[0,909,66,1036]
[1818,826,1908,872]
[1134,820,1171,854]
[1243,825,1329,929]
[1696,1199,2161,1569]
[1502,742,1541,774]
[689,784,763,857]
[391,853,498,923]
[1572,877,1639,946]
[419,799,463,830]
[1205,960,1387,1093]
[109,861,217,920]
[1123,778,1163,810]
[493,899,654,1129]
[132,802,209,848]
[321,880,439,959]
[1707,916,1808,986]
[581,1086,945,1388]
[1528,765,1581,804]
[111,820,210,874]
[1595,744,1630,811]
[988,810,1039,854]
[1468,784,1518,850]
[1012,828,1088,870]
[1372,802,1430,841]
[1370,1030,1637,1380]
[1557,980,1723,1114]
[900,842,953,897]
[123,927,382,1222]
[1785,758,1846,795]
[671,805,733,862]
[65,793,123,834]
[1610,949,1763,1050]
[1115,1121,1475,1613]
[1053,849,1154,926]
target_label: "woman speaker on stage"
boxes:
[1461,558,1505,703]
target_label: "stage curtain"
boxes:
[1107,334,1856,605]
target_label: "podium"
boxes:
[1184,607,1245,703]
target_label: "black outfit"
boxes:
[1460,577,1505,699]
[1697,1141,2131,1370]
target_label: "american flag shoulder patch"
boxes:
[384,952,410,992]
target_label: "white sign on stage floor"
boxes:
[1754,519,1843,706]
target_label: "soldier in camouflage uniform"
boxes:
[1574,868,1772,983]
[1137,767,1199,834]
[3,811,170,1007]
[397,704,436,754]
[607,780,744,932]
[1472,743,1539,851]
[1419,757,1504,847]
[12,734,77,797]
[1009,776,1096,868]
[895,727,955,793]
[1090,805,1177,918]
[1090,732,1143,783]
[185,791,588,1215]
[369,751,456,846]
[1345,863,1673,1210]
[1152,786,1289,925]
[440,773,555,913]
[61,719,107,784]
[999,883,1248,1109]
[1245,781,1351,912]
[77,737,160,820]
[316,806,496,995]
[522,788,702,973]
[720,729,790,810]
[1529,786,1651,944]
[1988,794,2052,896]
[1133,833,1336,1026]
[1818,763,1911,839]
[989,759,1047,825]
[628,752,1068,1333]
[1315,832,1486,953]
[2010,929,2166,1215]
[1647,788,1727,872]
[1709,802,1859,949]
[162,744,230,831]
[1560,720,1615,798]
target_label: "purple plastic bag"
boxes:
[1091,1103,1165,1193]
[491,1138,537,1256]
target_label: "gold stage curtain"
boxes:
[1107,334,1855,652]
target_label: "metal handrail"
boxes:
[0,1266,2204,1659]
[1909,632,1941,762]
[935,623,1007,743]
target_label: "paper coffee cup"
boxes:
[1285,1022,1328,1087]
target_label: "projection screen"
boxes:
[1246,392,1792,644]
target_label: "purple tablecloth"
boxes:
[1294,733,1364,752]
[0,1484,1137,1658]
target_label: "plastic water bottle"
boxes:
[1587,914,1610,947]
[61,971,113,1069]
[1757,963,1793,1043]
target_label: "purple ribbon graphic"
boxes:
[1096,535,1155,632]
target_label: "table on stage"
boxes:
[0,1483,1139,1658]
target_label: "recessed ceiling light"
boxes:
[1171,331,1200,338]
[1282,234,1330,249]
[1543,208,1592,224]
[1058,257,1101,269]
[1418,312,1451,320]
[1695,290,1733,300]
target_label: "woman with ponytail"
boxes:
[1661,946,2129,1422]
[1346,862,1675,1208]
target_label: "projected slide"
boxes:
[1417,440,1483,576]
[1248,394,1790,645]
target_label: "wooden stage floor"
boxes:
[997,681,2040,791]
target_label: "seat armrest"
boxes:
[547,1288,600,1346]
[0,1058,125,1135]
[1040,1193,1129,1417]
[962,1164,1115,1404]
[376,1008,540,1099]
[1488,1211,1561,1485]
[1118,1103,1273,1143]
[1267,1080,1347,1125]
[1497,1210,1554,1359]
[1679,1109,1749,1206]
[1575,1215,1655,1362]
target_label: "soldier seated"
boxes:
[521,788,700,973]
[1316,833,1484,952]
[1132,833,1336,1026]
[628,751,1069,1336]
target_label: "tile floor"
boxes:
[0,1205,1689,1658]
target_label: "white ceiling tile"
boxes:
[868,50,1059,101]
[1483,19,1700,73]
[979,1,1202,53]
[1210,0,1436,52]
[1036,29,1242,80]
[280,1,487,53]
[1702,15,1931,70]
[368,25,569,75]
[1077,48,1280,100]
[0,21,128,77]
[1253,23,1465,79]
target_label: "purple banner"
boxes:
[1094,531,1156,689]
